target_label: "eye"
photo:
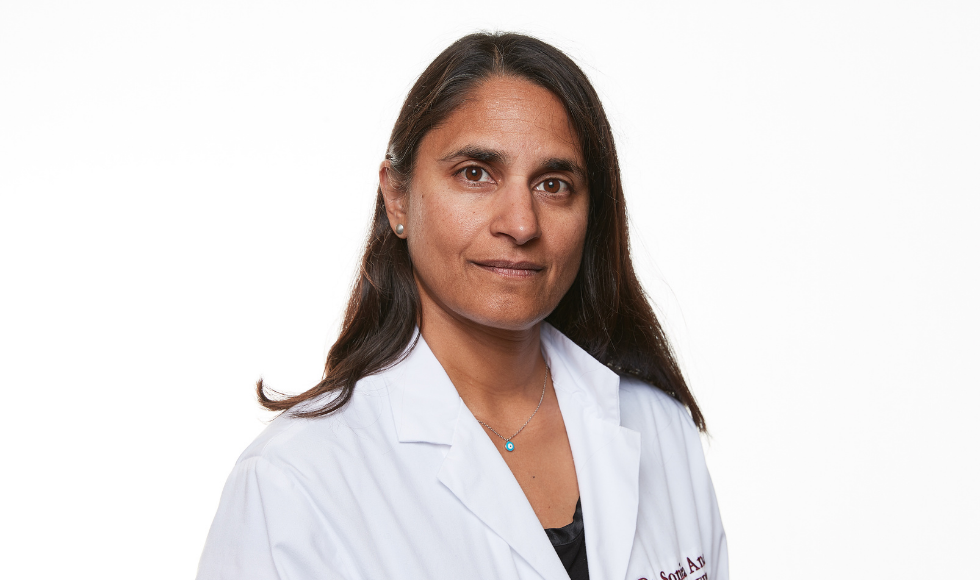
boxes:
[462,166,491,182]
[534,178,570,195]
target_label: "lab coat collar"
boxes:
[382,324,641,580]
[539,323,622,424]
[384,331,460,446]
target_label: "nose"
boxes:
[490,183,541,245]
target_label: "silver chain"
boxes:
[476,364,549,445]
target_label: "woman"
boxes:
[198,32,727,580]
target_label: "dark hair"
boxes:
[258,32,705,431]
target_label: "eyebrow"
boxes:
[541,157,586,180]
[440,146,585,179]
[440,146,509,165]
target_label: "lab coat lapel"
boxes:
[385,332,570,580]
[542,324,642,580]
[438,406,570,580]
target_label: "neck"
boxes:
[418,291,548,416]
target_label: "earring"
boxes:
[395,224,405,235]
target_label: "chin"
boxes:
[462,302,552,332]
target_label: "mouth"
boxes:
[471,260,544,279]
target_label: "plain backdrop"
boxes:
[1,1,977,578]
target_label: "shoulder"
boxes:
[234,375,395,474]
[199,385,388,579]
[618,376,697,435]
[618,375,707,469]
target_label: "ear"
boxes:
[379,160,408,238]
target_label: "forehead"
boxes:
[423,76,583,164]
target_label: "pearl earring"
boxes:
[395,224,404,235]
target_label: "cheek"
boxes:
[554,208,590,275]
[406,188,483,265]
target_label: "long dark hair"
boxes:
[258,32,705,431]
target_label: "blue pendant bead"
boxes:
[475,364,549,455]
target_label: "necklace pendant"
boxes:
[505,441,515,452]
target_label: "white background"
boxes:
[1,1,977,578]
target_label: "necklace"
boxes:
[476,364,549,452]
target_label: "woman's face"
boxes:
[382,76,589,332]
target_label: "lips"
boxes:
[471,259,544,278]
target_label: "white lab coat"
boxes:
[197,323,728,580]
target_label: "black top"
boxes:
[544,498,588,579]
